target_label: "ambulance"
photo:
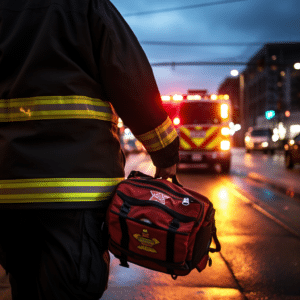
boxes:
[162,90,232,173]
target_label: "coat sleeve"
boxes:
[89,0,179,168]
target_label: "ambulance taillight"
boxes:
[173,117,180,126]
[221,140,230,150]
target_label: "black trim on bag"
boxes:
[119,202,131,268]
[166,219,180,275]
[116,190,197,223]
[110,210,189,235]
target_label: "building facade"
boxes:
[219,43,300,146]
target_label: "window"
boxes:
[251,129,272,137]
[179,102,224,125]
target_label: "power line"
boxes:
[150,61,250,67]
[124,0,248,17]
[141,41,263,47]
[151,61,288,67]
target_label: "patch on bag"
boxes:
[150,191,170,205]
[133,229,160,253]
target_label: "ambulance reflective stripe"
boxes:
[179,127,197,149]
[200,127,221,149]
[0,96,118,123]
[0,177,124,203]
[179,126,221,150]
[136,117,178,152]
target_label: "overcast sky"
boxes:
[111,0,300,95]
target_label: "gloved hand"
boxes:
[155,164,177,179]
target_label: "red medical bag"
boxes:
[106,171,221,279]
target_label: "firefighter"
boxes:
[0,0,179,299]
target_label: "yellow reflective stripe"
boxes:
[0,177,124,203]
[136,117,178,152]
[0,111,115,122]
[0,193,112,203]
[0,178,123,189]
[180,127,191,136]
[180,139,191,150]
[0,96,112,108]
[0,95,118,123]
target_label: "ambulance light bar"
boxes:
[173,94,183,101]
[161,94,230,101]
[161,95,171,101]
[187,95,201,100]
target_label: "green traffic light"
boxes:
[265,110,275,120]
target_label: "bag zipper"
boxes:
[124,181,186,203]
[110,210,189,235]
[116,190,197,223]
[130,178,213,222]
[121,180,204,222]
[128,179,200,204]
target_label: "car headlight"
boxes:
[262,142,268,148]
[289,140,295,146]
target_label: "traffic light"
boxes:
[265,110,275,120]
[285,110,290,117]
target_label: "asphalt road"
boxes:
[101,148,300,300]
[1,148,299,300]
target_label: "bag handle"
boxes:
[128,170,152,179]
[171,175,183,187]
[128,170,183,187]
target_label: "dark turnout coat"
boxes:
[0,0,179,209]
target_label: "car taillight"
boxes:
[173,117,180,126]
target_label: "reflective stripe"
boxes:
[0,177,124,203]
[136,117,178,152]
[0,96,118,123]
[179,126,222,150]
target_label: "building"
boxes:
[217,76,244,147]
[241,42,300,142]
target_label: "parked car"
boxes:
[244,127,279,154]
[120,127,145,156]
[284,133,300,169]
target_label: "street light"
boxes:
[230,69,239,77]
[294,62,300,70]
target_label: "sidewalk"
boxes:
[246,171,300,201]
[231,147,300,201]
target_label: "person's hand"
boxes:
[155,164,177,179]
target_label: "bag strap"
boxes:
[118,203,131,268]
[209,220,221,253]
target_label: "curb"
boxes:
[247,172,300,201]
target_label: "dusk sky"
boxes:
[111,0,300,95]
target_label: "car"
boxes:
[120,127,145,156]
[284,133,300,169]
[244,127,279,154]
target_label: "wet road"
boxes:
[102,148,300,300]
